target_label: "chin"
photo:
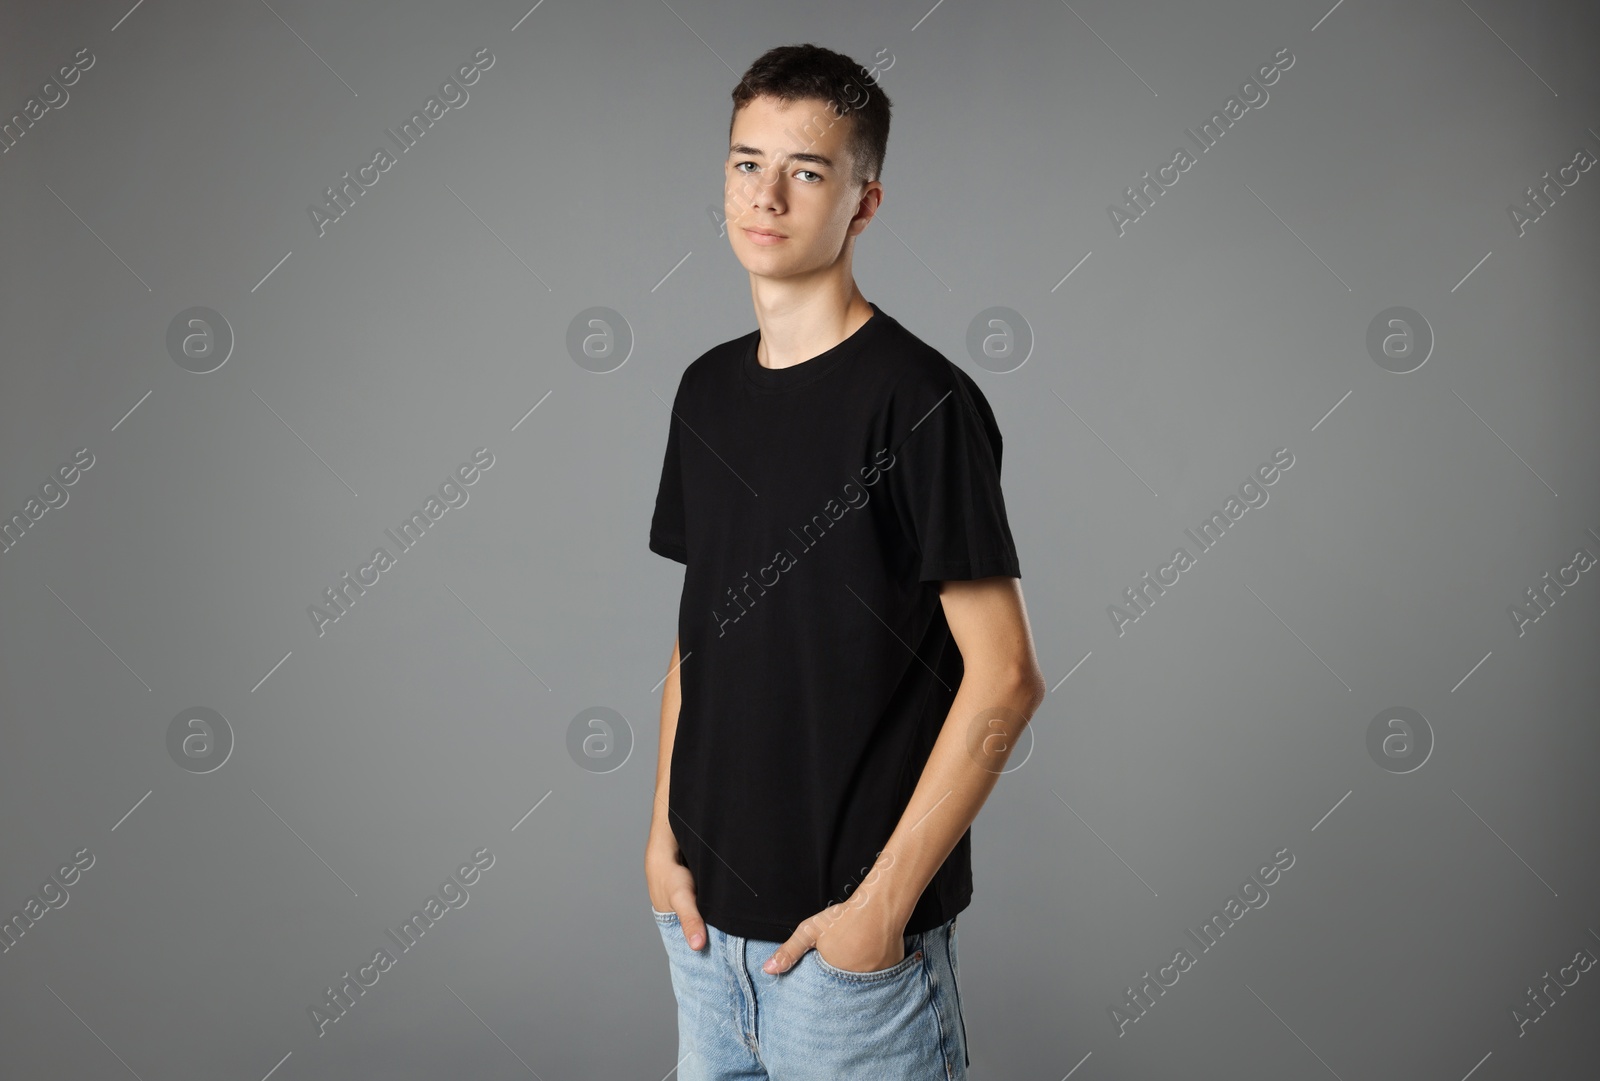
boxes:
[735,247,798,272]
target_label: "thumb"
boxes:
[676,897,709,951]
[762,931,806,974]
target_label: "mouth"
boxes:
[743,227,788,242]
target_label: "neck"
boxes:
[751,283,874,370]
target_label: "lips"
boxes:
[744,227,787,239]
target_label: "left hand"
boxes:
[762,895,908,975]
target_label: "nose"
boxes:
[731,166,783,221]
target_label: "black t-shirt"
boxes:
[649,301,1021,940]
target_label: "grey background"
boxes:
[2,0,1597,1078]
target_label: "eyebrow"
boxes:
[728,143,835,169]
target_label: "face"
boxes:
[724,94,881,279]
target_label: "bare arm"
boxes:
[874,576,1047,924]
[645,636,710,948]
[759,575,1047,975]
[647,635,682,854]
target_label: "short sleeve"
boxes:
[885,367,1021,583]
[649,390,689,565]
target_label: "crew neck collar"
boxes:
[741,302,886,392]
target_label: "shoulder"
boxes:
[672,326,758,401]
[874,318,1006,463]
[877,322,996,427]
[872,316,985,399]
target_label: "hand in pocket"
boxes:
[645,839,709,950]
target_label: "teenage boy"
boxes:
[646,43,1047,1080]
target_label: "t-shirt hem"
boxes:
[699,894,973,941]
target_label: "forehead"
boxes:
[730,94,853,161]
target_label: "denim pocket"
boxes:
[810,940,922,985]
[652,906,680,924]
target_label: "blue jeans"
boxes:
[653,905,970,1080]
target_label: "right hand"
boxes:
[646,837,709,951]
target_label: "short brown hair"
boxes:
[730,44,892,188]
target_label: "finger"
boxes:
[677,899,709,951]
[762,933,808,974]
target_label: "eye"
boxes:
[796,170,822,183]
[734,161,756,173]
